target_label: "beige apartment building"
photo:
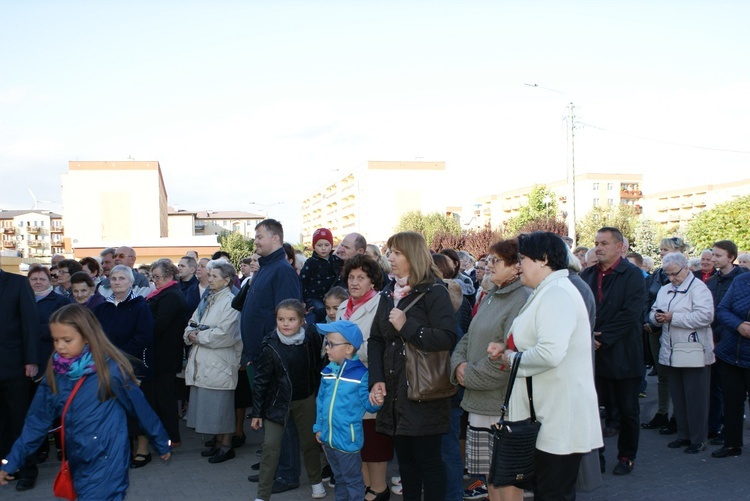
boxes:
[0,210,65,258]
[300,160,449,246]
[474,173,644,231]
[644,178,750,232]
[61,161,169,245]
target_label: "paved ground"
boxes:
[4,373,750,500]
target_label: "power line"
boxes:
[578,122,750,154]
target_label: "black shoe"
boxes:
[271,480,300,494]
[612,457,634,475]
[648,368,658,376]
[641,413,669,429]
[130,453,152,469]
[251,462,260,470]
[667,438,690,448]
[366,487,392,501]
[15,478,36,492]
[711,446,742,458]
[201,445,220,457]
[231,433,246,449]
[204,436,217,448]
[685,443,706,454]
[659,417,678,435]
[208,448,235,464]
[247,474,259,482]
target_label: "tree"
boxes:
[686,195,750,252]
[631,218,665,260]
[503,217,568,238]
[217,231,254,270]
[507,185,561,234]
[576,205,638,248]
[395,211,461,247]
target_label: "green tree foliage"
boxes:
[217,231,254,270]
[507,185,560,234]
[631,218,666,260]
[686,195,750,252]
[576,205,637,247]
[395,211,461,247]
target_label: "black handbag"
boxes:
[488,352,541,486]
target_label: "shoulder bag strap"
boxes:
[400,292,426,314]
[60,376,87,462]
[500,352,523,420]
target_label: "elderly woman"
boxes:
[368,231,458,501]
[712,269,750,458]
[70,271,105,309]
[440,248,476,308]
[492,232,602,501]
[93,264,156,467]
[641,237,691,433]
[450,240,530,501]
[738,253,750,268]
[334,254,391,501]
[184,259,242,464]
[146,258,187,447]
[79,256,102,282]
[649,252,715,453]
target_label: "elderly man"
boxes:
[695,249,716,283]
[336,233,367,261]
[581,227,646,476]
[114,246,150,289]
[0,254,41,491]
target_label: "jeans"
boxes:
[324,444,364,501]
[441,406,464,501]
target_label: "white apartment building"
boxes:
[0,210,65,258]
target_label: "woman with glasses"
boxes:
[641,237,690,434]
[649,252,714,453]
[450,239,530,501]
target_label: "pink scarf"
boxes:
[146,280,178,300]
[343,289,378,319]
[392,276,411,301]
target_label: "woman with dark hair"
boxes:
[79,256,102,281]
[440,248,476,307]
[433,253,472,335]
[335,254,390,500]
[368,231,458,501]
[489,232,602,500]
[450,240,530,501]
[70,271,105,309]
[146,258,187,448]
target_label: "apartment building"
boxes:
[300,161,449,245]
[0,210,65,258]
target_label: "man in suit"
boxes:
[0,255,41,491]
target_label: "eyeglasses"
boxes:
[115,254,134,259]
[150,274,164,281]
[50,274,59,279]
[487,256,503,265]
[324,340,351,348]
[665,267,685,277]
[57,270,69,275]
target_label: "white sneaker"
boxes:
[391,483,403,495]
[311,482,326,499]
[391,476,401,486]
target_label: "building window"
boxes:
[608,198,614,206]
[593,183,599,190]
[593,198,599,207]
[607,183,614,191]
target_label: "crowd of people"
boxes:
[1,220,749,501]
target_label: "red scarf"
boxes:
[343,289,377,319]
[146,280,178,300]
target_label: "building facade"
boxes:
[300,161,449,246]
[0,210,65,258]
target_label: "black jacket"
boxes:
[368,278,458,436]
[705,265,747,342]
[580,259,646,379]
[299,252,343,302]
[35,291,71,368]
[0,271,40,381]
[148,283,188,375]
[251,327,323,425]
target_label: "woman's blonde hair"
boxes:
[386,231,439,287]
[660,236,690,254]
[46,304,138,400]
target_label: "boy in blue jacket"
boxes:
[314,320,382,501]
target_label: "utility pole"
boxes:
[567,103,576,243]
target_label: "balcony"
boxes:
[620,190,643,199]
[3,227,15,234]
[27,226,42,234]
[28,240,44,247]
[51,225,64,233]
[2,240,16,248]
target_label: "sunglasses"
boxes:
[115,253,134,259]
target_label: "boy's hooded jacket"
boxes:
[313,356,381,452]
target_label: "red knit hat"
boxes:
[313,228,333,247]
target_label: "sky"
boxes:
[1,1,748,243]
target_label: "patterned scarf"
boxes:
[196,287,214,321]
[53,344,97,380]
[392,275,411,302]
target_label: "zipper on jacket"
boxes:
[327,359,346,448]
[350,423,355,442]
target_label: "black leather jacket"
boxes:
[250,328,323,425]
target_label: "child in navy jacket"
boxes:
[300,228,343,322]
[314,320,382,501]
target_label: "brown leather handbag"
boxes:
[400,292,458,402]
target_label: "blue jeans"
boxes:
[441,406,464,501]
[324,444,364,501]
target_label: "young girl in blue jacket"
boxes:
[0,304,170,501]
